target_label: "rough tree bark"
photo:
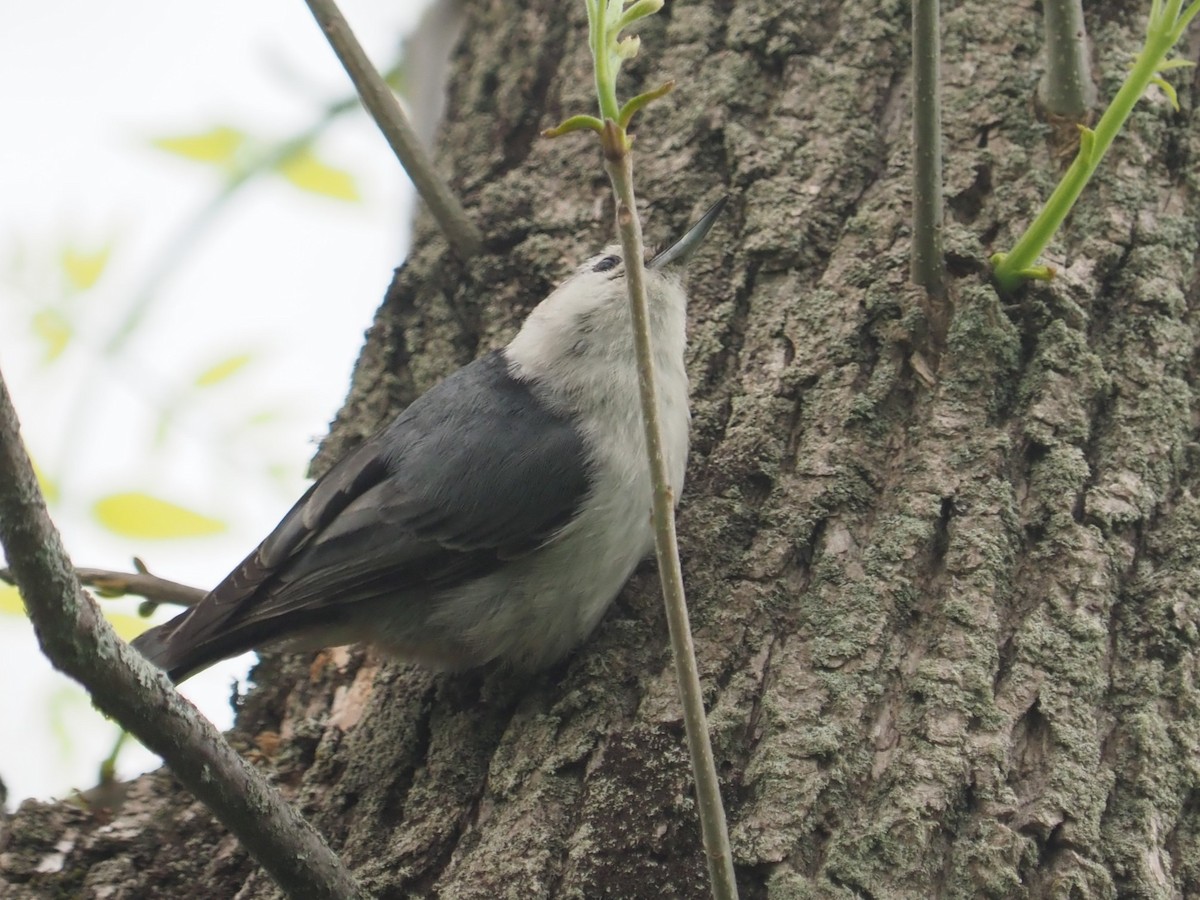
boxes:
[4,0,1200,896]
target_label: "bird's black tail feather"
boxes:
[131,610,259,683]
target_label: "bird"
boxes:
[132,197,726,682]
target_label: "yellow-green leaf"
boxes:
[62,244,111,291]
[93,492,225,539]
[106,612,151,642]
[245,409,283,427]
[0,584,25,617]
[275,149,360,201]
[32,309,72,361]
[1150,73,1181,111]
[194,351,254,388]
[1157,58,1197,71]
[152,125,245,167]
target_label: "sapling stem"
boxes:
[604,137,737,900]
[911,0,946,296]
[546,3,738,898]
[1039,0,1097,118]
[993,0,1200,292]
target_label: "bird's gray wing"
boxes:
[132,350,592,679]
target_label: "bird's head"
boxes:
[507,198,726,380]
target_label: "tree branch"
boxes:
[0,363,364,900]
[302,0,483,259]
[2,559,207,608]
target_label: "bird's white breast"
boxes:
[429,268,691,668]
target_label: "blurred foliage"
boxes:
[152,124,361,201]
[194,351,255,388]
[31,308,73,362]
[0,9,431,799]
[275,147,360,200]
[152,125,246,167]
[0,585,22,616]
[2,96,375,592]
[92,492,227,540]
[0,68,391,798]
[61,243,112,292]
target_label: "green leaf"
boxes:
[32,309,72,361]
[615,0,663,33]
[194,351,254,388]
[152,125,245,168]
[106,612,152,642]
[618,80,675,128]
[275,149,360,201]
[61,244,111,291]
[543,114,606,138]
[93,492,225,539]
[0,584,25,617]
[1150,73,1181,110]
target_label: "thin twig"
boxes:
[74,562,207,606]
[1039,0,1096,118]
[7,557,207,607]
[910,0,946,300]
[2,561,206,607]
[302,0,483,259]
[0,363,363,900]
[602,126,738,900]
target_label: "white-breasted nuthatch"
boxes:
[132,198,726,682]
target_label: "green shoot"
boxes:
[544,3,737,899]
[992,0,1200,293]
[541,0,674,151]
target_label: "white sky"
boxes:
[0,0,433,802]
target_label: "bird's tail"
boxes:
[131,609,258,683]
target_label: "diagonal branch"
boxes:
[0,363,364,900]
[302,0,483,259]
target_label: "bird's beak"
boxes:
[649,196,728,270]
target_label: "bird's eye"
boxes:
[592,254,620,273]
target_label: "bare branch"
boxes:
[0,363,364,900]
[2,559,207,607]
[302,0,483,259]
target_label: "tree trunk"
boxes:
[5,1,1200,896]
